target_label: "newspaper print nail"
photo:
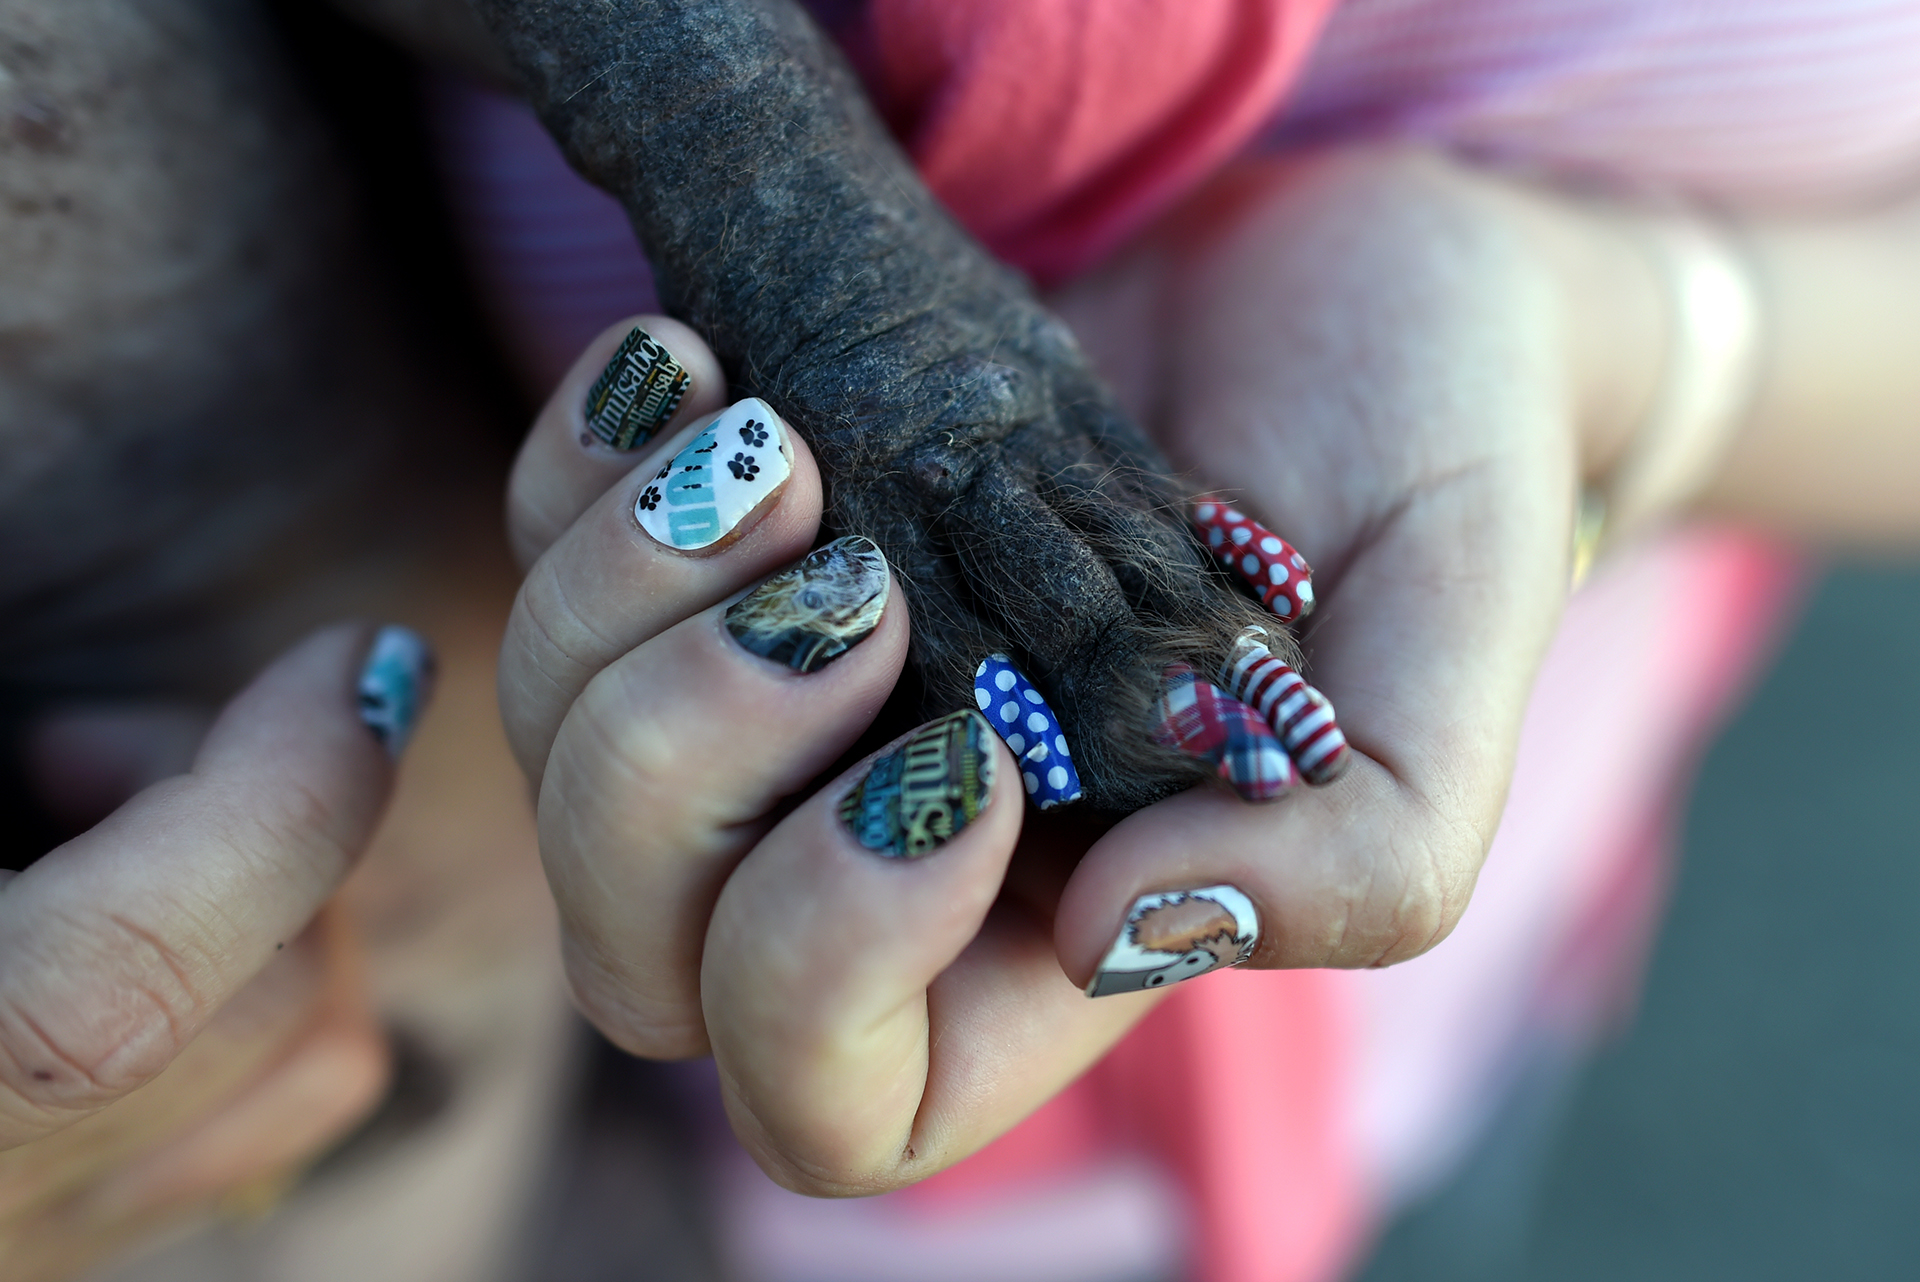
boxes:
[635,398,792,551]
[1220,627,1352,785]
[726,536,889,673]
[357,625,434,758]
[1086,884,1259,997]
[972,654,1082,809]
[583,325,692,450]
[839,710,995,858]
[1191,498,1315,623]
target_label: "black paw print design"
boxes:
[637,485,661,511]
[738,419,770,448]
[728,452,760,481]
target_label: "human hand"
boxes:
[499,320,1169,1192]
[502,148,1640,1189]
[1048,147,1633,973]
[0,624,433,1274]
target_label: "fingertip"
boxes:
[629,397,819,558]
[510,315,726,566]
[193,622,435,840]
[355,624,436,760]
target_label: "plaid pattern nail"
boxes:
[1153,663,1299,802]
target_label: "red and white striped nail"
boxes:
[1218,628,1351,786]
[1191,497,1315,624]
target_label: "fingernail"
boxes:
[972,654,1082,809]
[358,625,434,758]
[1220,627,1351,785]
[584,325,691,450]
[839,710,996,858]
[726,536,889,672]
[1153,663,1299,802]
[1192,498,1314,623]
[1086,884,1259,997]
[634,398,793,551]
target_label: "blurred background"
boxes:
[1354,561,1920,1282]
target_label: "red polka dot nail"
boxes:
[1191,497,1315,624]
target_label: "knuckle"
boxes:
[515,560,623,694]
[1360,809,1487,967]
[563,671,684,794]
[560,935,708,1062]
[0,918,209,1130]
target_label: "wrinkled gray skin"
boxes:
[0,0,1286,812]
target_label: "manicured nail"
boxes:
[634,398,793,551]
[972,654,1082,809]
[357,625,434,758]
[839,710,996,858]
[584,326,691,450]
[1152,663,1299,802]
[1086,884,1259,997]
[1192,498,1314,623]
[726,536,889,672]
[1220,627,1351,785]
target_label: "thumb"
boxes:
[0,623,432,1149]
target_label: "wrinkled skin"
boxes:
[464,0,1287,811]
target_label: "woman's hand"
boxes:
[501,320,1165,1191]
[1049,148,1642,976]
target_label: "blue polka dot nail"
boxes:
[971,654,1083,809]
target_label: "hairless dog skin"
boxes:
[465,0,1308,810]
[5,0,1313,811]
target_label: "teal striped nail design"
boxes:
[634,399,792,551]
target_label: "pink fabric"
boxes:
[1273,0,1920,208]
[860,0,1337,282]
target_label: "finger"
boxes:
[0,907,384,1239]
[1051,154,1574,985]
[73,910,386,1226]
[0,623,433,1147]
[507,316,726,568]
[498,398,821,783]
[541,543,905,1058]
[1057,448,1569,985]
[702,713,1154,1193]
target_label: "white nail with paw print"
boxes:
[633,398,793,551]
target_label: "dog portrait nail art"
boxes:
[358,625,433,758]
[584,326,691,450]
[839,710,996,858]
[634,398,792,551]
[727,536,888,672]
[1153,663,1299,802]
[1191,498,1315,623]
[1220,627,1351,785]
[1086,884,1259,998]
[972,654,1082,809]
